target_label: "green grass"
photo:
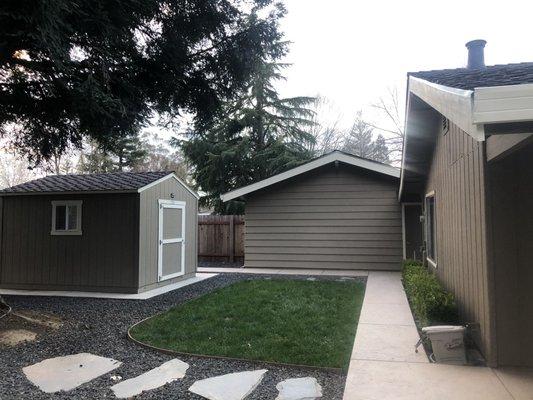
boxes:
[130,279,365,369]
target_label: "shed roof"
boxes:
[409,62,533,90]
[0,171,197,196]
[221,150,400,202]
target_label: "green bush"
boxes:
[402,260,459,326]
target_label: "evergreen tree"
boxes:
[344,112,375,158]
[77,141,115,173]
[0,0,286,165]
[180,59,317,214]
[371,134,390,164]
[111,135,147,171]
[342,112,390,164]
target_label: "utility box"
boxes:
[422,325,467,365]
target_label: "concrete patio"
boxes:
[343,271,533,400]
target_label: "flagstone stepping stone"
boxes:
[23,353,122,393]
[189,369,268,400]
[111,359,189,398]
[275,377,322,400]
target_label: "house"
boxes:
[0,171,198,294]
[221,151,407,271]
[400,40,533,367]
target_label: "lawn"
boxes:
[130,279,365,369]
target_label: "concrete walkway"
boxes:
[343,271,533,400]
[198,267,368,277]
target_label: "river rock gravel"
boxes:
[0,273,357,399]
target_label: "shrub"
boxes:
[402,260,459,327]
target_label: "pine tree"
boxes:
[371,134,390,164]
[0,1,286,165]
[342,112,391,164]
[344,112,375,159]
[180,59,317,214]
[111,135,147,172]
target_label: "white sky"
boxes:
[279,0,533,130]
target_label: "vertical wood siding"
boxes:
[0,193,139,293]
[424,120,492,357]
[245,164,402,270]
[138,177,197,292]
[488,143,533,367]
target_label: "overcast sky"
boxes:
[278,0,533,130]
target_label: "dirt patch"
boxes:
[0,329,37,347]
[13,310,63,329]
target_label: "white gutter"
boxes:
[409,76,484,141]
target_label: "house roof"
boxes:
[221,150,400,202]
[409,62,533,90]
[0,171,175,195]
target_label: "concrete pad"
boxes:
[111,359,189,398]
[321,270,369,277]
[23,353,122,393]
[493,367,533,400]
[0,329,37,346]
[358,302,415,326]
[351,324,427,363]
[189,369,267,400]
[343,360,513,400]
[0,273,216,300]
[276,377,322,400]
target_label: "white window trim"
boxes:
[425,191,437,268]
[158,199,186,282]
[51,200,83,236]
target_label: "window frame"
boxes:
[425,191,437,268]
[51,200,83,236]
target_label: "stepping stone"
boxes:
[189,369,268,400]
[111,359,189,398]
[23,353,121,393]
[276,377,322,400]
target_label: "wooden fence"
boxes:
[198,215,245,262]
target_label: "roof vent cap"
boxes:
[465,39,486,69]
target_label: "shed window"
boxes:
[425,193,437,266]
[51,201,82,235]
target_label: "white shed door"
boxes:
[158,200,186,281]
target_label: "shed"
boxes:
[221,151,402,271]
[0,171,198,294]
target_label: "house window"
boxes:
[425,193,437,266]
[51,201,82,235]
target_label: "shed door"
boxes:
[158,200,186,281]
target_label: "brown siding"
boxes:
[488,143,533,367]
[423,120,492,358]
[245,164,402,270]
[0,193,139,293]
[138,177,198,292]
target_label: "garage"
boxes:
[0,171,198,294]
[221,151,402,270]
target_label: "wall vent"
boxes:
[442,116,450,135]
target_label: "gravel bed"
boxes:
[198,260,244,268]
[0,273,364,399]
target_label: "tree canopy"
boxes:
[180,59,316,214]
[0,0,286,165]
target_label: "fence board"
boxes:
[198,215,244,262]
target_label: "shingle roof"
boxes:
[0,171,172,194]
[409,62,533,90]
